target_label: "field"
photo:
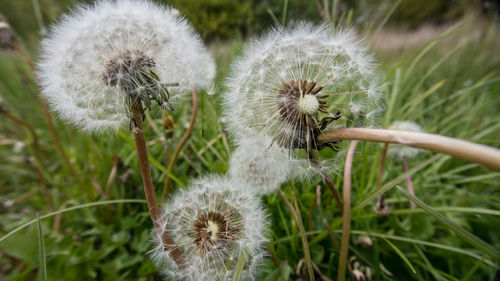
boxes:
[1,1,499,280]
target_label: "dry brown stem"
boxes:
[337,140,358,281]
[130,103,184,267]
[318,128,500,171]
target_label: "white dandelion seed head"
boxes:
[387,120,424,161]
[229,133,292,195]
[37,0,215,133]
[150,175,269,281]
[223,22,382,155]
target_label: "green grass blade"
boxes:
[396,186,500,260]
[353,154,441,212]
[37,215,47,281]
[116,129,186,188]
[461,257,485,281]
[232,249,248,281]
[368,0,402,45]
[346,230,498,268]
[281,0,288,26]
[381,237,416,274]
[0,199,146,243]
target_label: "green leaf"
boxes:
[0,199,146,244]
[232,249,248,281]
[381,237,416,274]
[37,215,47,281]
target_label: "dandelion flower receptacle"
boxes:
[224,22,382,157]
[37,0,215,133]
[151,176,269,281]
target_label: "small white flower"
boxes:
[223,22,382,157]
[387,120,424,160]
[38,0,215,133]
[150,175,268,281]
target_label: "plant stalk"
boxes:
[401,156,416,209]
[161,89,198,201]
[337,140,358,281]
[130,103,184,267]
[278,185,315,281]
[317,128,500,171]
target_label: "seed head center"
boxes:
[297,94,319,116]
[205,220,219,241]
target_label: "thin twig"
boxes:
[130,103,184,267]
[312,262,333,281]
[378,143,388,189]
[323,174,343,212]
[375,143,389,215]
[29,158,54,210]
[104,156,120,198]
[1,109,39,147]
[401,157,416,209]
[278,185,315,281]
[318,128,500,171]
[310,156,343,211]
[265,246,281,267]
[337,140,358,281]
[52,200,78,233]
[90,176,107,199]
[161,89,198,201]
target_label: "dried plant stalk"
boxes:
[130,103,184,267]
[337,140,358,281]
[318,128,500,171]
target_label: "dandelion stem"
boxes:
[130,102,184,267]
[161,89,198,201]
[402,156,416,209]
[317,128,500,172]
[337,140,358,281]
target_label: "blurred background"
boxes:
[1,0,499,280]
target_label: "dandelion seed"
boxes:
[37,0,215,133]
[151,176,268,281]
[224,22,382,157]
[387,121,424,161]
[229,134,292,195]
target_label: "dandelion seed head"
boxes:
[150,175,268,281]
[229,133,293,195]
[38,0,215,133]
[224,22,382,156]
[387,120,424,160]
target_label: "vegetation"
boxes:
[1,0,499,280]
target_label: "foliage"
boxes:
[1,1,500,281]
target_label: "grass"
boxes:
[1,2,500,281]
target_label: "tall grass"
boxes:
[0,2,499,281]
